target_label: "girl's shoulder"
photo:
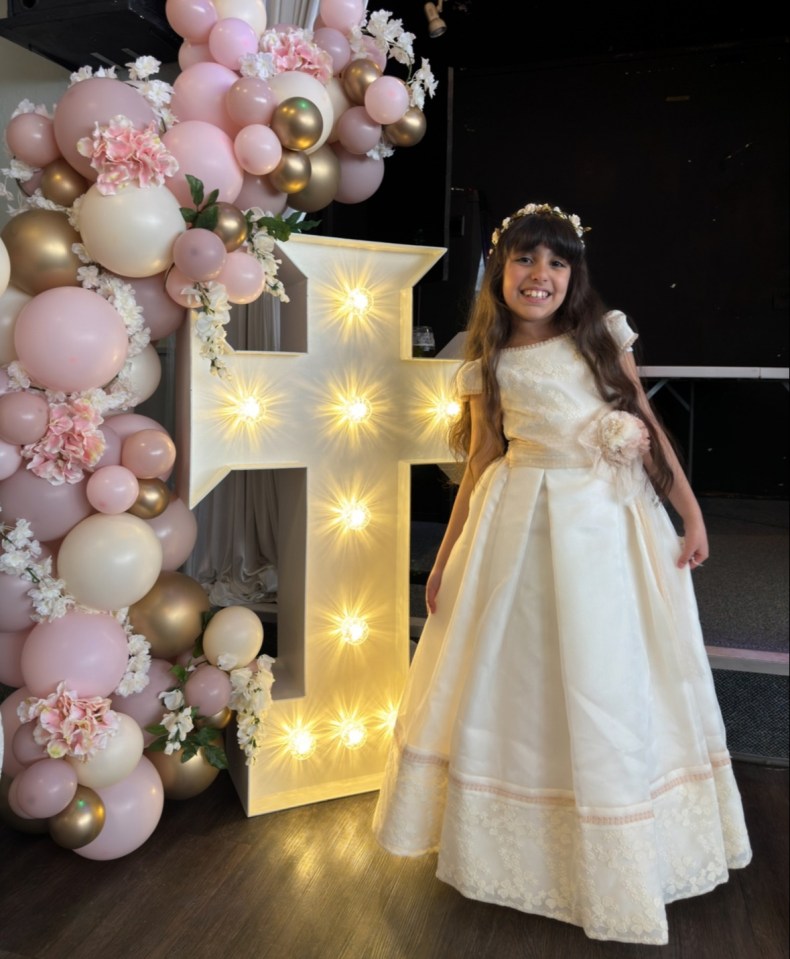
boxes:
[603,310,638,352]
[455,358,482,396]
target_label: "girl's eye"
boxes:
[551,260,568,269]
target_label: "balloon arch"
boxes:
[0,0,436,858]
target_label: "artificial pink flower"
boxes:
[18,682,119,760]
[77,114,178,195]
[22,394,106,485]
[259,29,333,84]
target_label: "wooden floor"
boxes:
[0,761,787,959]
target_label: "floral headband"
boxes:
[490,202,591,249]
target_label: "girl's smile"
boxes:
[502,243,570,344]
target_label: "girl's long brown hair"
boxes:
[449,209,675,498]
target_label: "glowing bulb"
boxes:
[286,725,317,760]
[345,287,373,318]
[234,395,265,424]
[443,399,461,419]
[337,718,367,750]
[341,501,370,531]
[338,616,369,646]
[341,395,372,424]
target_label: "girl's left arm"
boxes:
[621,352,709,569]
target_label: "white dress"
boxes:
[373,312,752,945]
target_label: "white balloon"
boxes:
[268,71,335,155]
[0,238,9,298]
[68,712,144,788]
[0,285,30,365]
[325,77,353,143]
[123,344,162,405]
[213,0,267,36]
[79,184,186,278]
[203,605,263,668]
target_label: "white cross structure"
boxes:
[177,234,462,814]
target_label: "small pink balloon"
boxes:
[169,63,241,138]
[208,16,259,71]
[93,424,122,469]
[332,144,385,204]
[318,0,365,33]
[0,568,36,633]
[162,119,244,207]
[0,438,22,479]
[145,497,198,571]
[313,27,351,73]
[172,228,227,282]
[13,758,79,819]
[233,123,283,176]
[111,660,177,747]
[86,465,140,514]
[121,429,177,480]
[234,171,288,215]
[216,250,266,304]
[364,75,409,125]
[2,686,31,777]
[166,0,218,42]
[103,413,169,442]
[164,265,204,308]
[0,468,92,543]
[11,719,48,766]
[0,627,29,687]
[5,112,61,169]
[14,287,128,393]
[0,390,49,445]
[125,273,187,341]
[336,105,382,155]
[7,776,36,819]
[358,35,387,72]
[178,39,213,68]
[184,664,232,716]
[226,77,277,127]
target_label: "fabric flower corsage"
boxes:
[579,409,650,502]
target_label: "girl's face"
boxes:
[502,244,571,335]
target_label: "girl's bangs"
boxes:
[502,214,584,262]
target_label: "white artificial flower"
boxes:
[160,688,185,711]
[126,56,161,81]
[217,653,239,671]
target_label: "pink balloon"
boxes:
[166,0,218,42]
[111,659,177,747]
[164,264,204,308]
[0,390,49,445]
[234,171,288,214]
[208,16,259,70]
[332,144,385,203]
[313,27,352,73]
[86,465,140,514]
[75,755,164,860]
[0,568,36,633]
[0,627,29,687]
[173,228,227,282]
[52,77,156,180]
[13,758,79,818]
[1,686,31,777]
[364,76,409,125]
[0,438,22,479]
[5,112,61,168]
[358,36,387,72]
[11,719,48,765]
[170,63,241,138]
[233,123,283,175]
[336,105,382,155]
[121,429,177,480]
[19,168,44,197]
[178,39,214,68]
[93,424,122,469]
[125,273,187,341]
[0,468,92,543]
[103,413,169,442]
[162,119,244,207]
[184,664,232,716]
[318,0,365,32]
[226,77,277,127]
[216,250,266,304]
[21,611,130,698]
[14,287,128,393]
[145,497,198,571]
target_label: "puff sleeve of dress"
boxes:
[605,310,639,352]
[455,359,483,397]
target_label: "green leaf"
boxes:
[194,205,219,232]
[202,742,229,770]
[180,207,197,224]
[204,188,220,208]
[186,174,204,207]
[145,735,169,752]
[181,739,199,763]
[170,664,188,685]
[145,723,167,736]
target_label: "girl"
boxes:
[373,203,752,945]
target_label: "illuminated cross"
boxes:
[176,234,461,815]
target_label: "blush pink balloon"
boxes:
[11,719,48,766]
[5,112,61,168]
[21,611,130,698]
[358,36,387,72]
[332,144,385,203]
[0,468,92,543]
[178,39,213,68]
[0,627,29,687]
[0,438,22,479]
[166,0,218,42]
[126,273,187,341]
[111,659,177,747]
[170,63,241,138]
[184,664,232,716]
[0,390,49,445]
[103,413,169,442]
[121,429,177,480]
[0,568,36,633]
[234,171,288,215]
[52,78,156,180]
[86,465,140,514]
[216,250,266,304]
[75,756,164,860]
[14,287,128,393]
[364,76,409,125]
[164,265,203,308]
[13,758,79,819]
[1,686,31,777]
[172,228,227,282]
[145,497,198,571]
[336,105,382,155]
[233,124,283,175]
[19,168,44,197]
[313,27,351,73]
[318,0,365,32]
[93,424,122,469]
[208,16,259,70]
[226,77,277,127]
[163,120,244,207]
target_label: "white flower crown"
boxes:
[490,202,590,248]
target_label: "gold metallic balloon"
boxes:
[40,158,89,207]
[268,149,311,194]
[271,96,324,152]
[383,107,427,148]
[146,742,222,800]
[128,570,210,660]
[49,785,106,849]
[0,776,49,834]
[127,477,171,519]
[341,58,382,105]
[0,209,82,296]
[213,202,248,252]
[196,706,233,730]
[288,143,340,213]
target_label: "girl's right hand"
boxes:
[425,566,443,615]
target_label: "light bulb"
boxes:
[342,396,371,424]
[341,501,370,531]
[286,726,317,760]
[337,719,367,750]
[234,395,264,424]
[339,616,369,646]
